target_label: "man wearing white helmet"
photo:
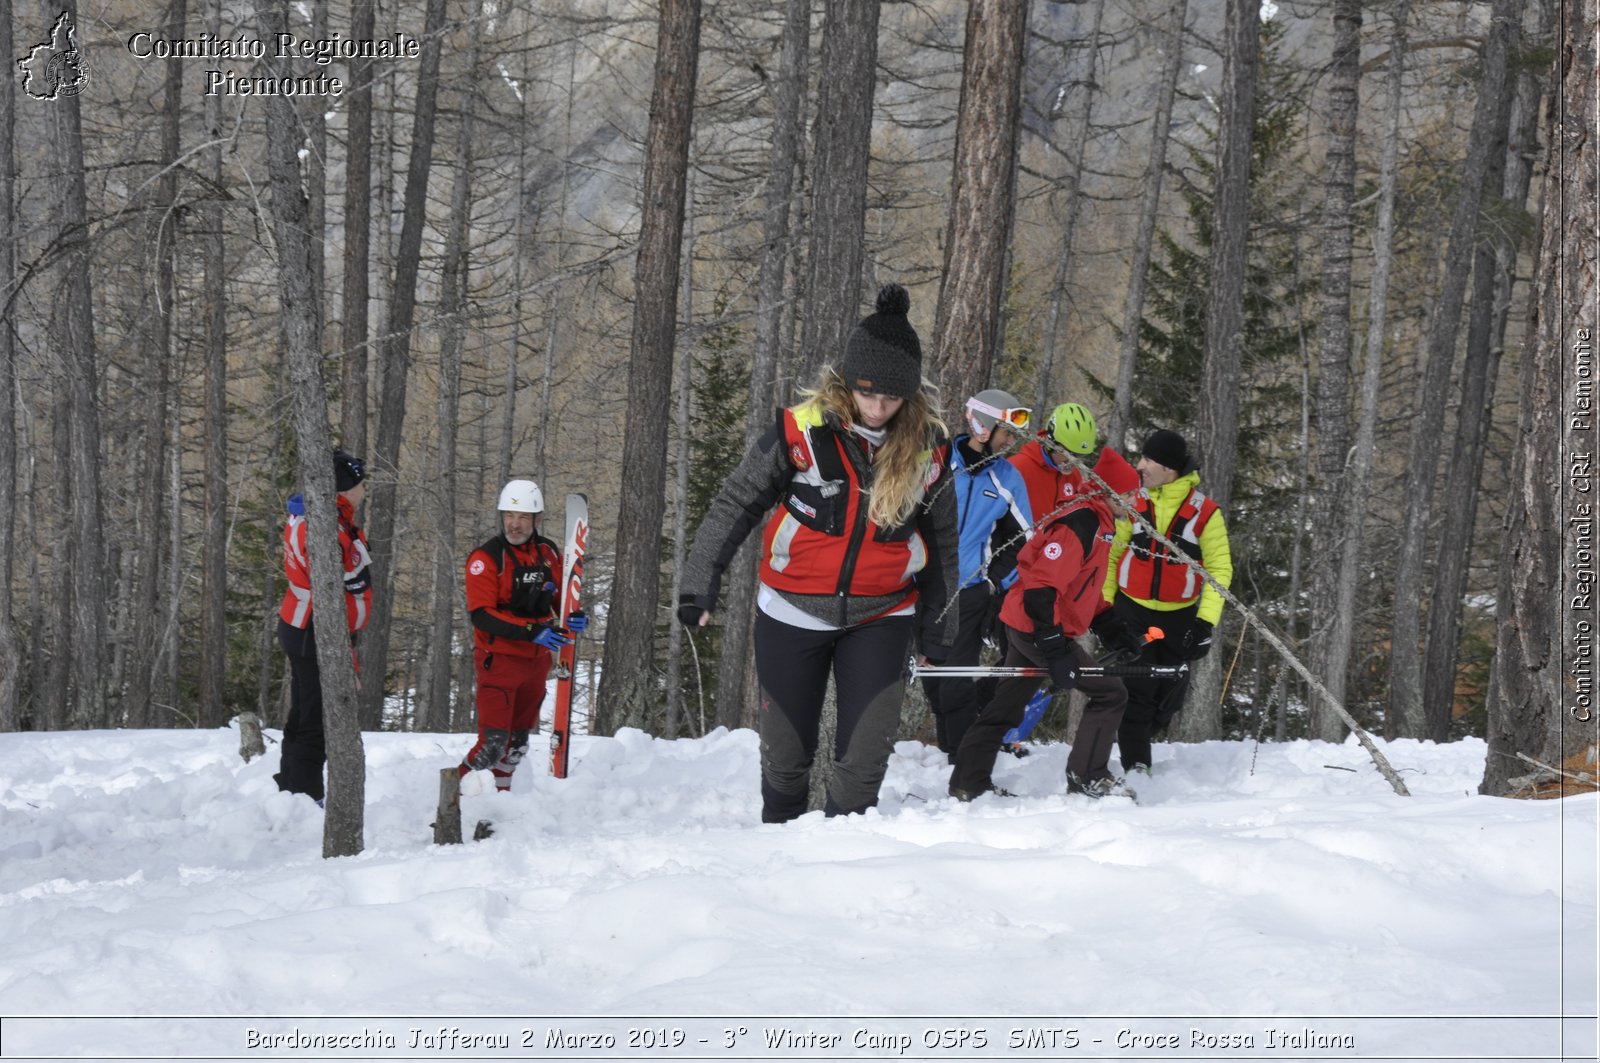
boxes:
[456,479,588,790]
[914,388,1035,760]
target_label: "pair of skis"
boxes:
[548,493,589,779]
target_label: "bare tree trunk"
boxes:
[359,0,449,731]
[421,1,485,733]
[1303,0,1360,743]
[255,0,365,857]
[51,0,108,729]
[1317,0,1410,744]
[1180,0,1260,742]
[339,0,377,456]
[715,0,809,733]
[0,0,19,732]
[594,0,702,735]
[306,0,327,303]
[797,0,882,385]
[257,360,287,723]
[47,388,71,729]
[199,0,229,734]
[1388,0,1517,735]
[665,175,697,740]
[1421,67,1521,742]
[1482,0,1595,794]
[1194,0,1259,517]
[125,0,186,729]
[933,0,1032,410]
[1108,0,1188,451]
[1034,0,1106,416]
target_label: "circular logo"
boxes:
[1043,542,1063,561]
[469,558,486,576]
[47,50,88,97]
[789,443,810,471]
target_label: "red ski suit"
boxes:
[460,532,563,787]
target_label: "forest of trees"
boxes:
[2,0,1593,842]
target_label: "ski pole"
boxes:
[909,663,1190,680]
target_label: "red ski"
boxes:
[549,493,588,778]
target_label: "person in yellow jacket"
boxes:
[1094,429,1233,773]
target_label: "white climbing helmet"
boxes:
[496,479,544,514]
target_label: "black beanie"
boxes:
[840,283,922,400]
[1140,429,1191,474]
[333,449,366,492]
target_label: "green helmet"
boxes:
[1046,402,1097,456]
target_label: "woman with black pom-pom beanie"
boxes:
[677,284,959,822]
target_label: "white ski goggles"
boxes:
[964,397,1032,431]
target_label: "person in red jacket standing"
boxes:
[949,446,1142,801]
[457,479,588,791]
[275,449,372,804]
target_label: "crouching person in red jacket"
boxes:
[457,479,587,791]
[949,447,1141,801]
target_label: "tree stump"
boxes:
[434,768,463,845]
[236,713,266,763]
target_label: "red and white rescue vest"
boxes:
[1116,488,1219,604]
[760,403,935,601]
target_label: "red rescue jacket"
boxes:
[279,494,372,633]
[1000,490,1116,639]
[1009,439,1087,527]
[464,533,563,659]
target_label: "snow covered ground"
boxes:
[0,726,1594,1062]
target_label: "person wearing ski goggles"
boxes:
[914,389,1037,761]
[963,395,1032,435]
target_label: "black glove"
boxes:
[677,594,708,628]
[1032,624,1068,660]
[983,586,1007,640]
[1047,655,1080,691]
[1090,610,1134,653]
[344,564,371,595]
[1183,619,1214,660]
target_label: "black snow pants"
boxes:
[275,618,328,802]
[754,610,914,823]
[1111,597,1199,771]
[917,581,995,758]
[950,625,1127,795]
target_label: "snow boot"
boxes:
[1066,770,1136,801]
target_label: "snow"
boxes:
[0,727,1594,1062]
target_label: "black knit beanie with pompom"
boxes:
[840,283,922,400]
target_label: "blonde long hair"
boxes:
[802,367,947,529]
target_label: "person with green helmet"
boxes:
[1009,402,1098,528]
[990,402,1103,755]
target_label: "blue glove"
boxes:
[530,624,573,652]
[565,609,588,635]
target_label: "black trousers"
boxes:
[950,625,1127,794]
[1112,596,1199,770]
[917,581,995,756]
[275,619,327,801]
[753,610,914,823]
